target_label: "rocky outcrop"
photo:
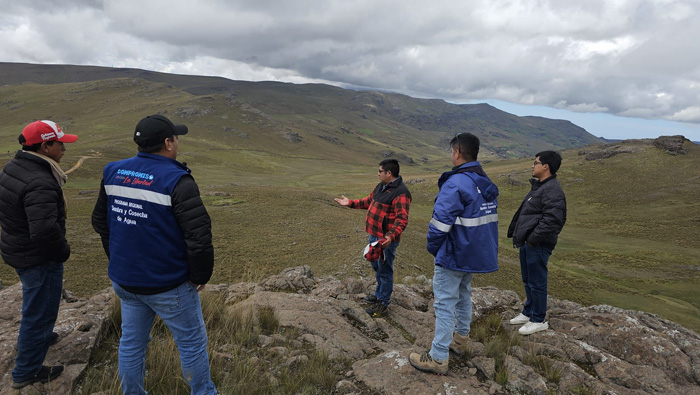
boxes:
[578,144,642,161]
[215,266,700,394]
[653,135,689,155]
[2,266,700,394]
[0,284,112,395]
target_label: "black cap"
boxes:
[134,114,188,147]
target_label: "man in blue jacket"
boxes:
[92,115,217,395]
[410,133,499,375]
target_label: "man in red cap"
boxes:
[0,120,78,388]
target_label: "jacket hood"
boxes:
[439,162,499,201]
[474,175,499,201]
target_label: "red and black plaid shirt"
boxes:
[349,177,411,243]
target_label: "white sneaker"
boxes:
[509,313,530,325]
[518,321,549,335]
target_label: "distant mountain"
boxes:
[0,62,601,159]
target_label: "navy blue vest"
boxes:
[103,152,190,287]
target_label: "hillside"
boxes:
[0,62,601,159]
[0,67,697,335]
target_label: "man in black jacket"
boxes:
[92,114,217,394]
[0,120,78,388]
[507,150,567,335]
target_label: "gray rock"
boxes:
[285,354,308,367]
[579,144,641,160]
[0,283,112,394]
[653,135,689,155]
[2,266,700,394]
[259,265,315,292]
[503,355,548,395]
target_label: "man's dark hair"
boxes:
[18,134,56,152]
[138,142,166,153]
[450,133,480,161]
[536,150,562,174]
[379,159,400,177]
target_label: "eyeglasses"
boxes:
[533,161,543,166]
[378,169,387,173]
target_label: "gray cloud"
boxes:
[2,0,699,123]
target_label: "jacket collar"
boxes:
[529,174,557,188]
[137,152,191,173]
[439,161,485,188]
[377,176,403,191]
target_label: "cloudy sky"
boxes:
[2,0,700,140]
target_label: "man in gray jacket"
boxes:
[507,150,567,335]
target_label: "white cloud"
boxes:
[669,106,700,122]
[1,0,700,136]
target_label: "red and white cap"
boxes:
[21,120,78,146]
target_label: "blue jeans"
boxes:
[112,281,217,395]
[430,264,473,362]
[368,235,398,306]
[13,262,63,382]
[519,244,552,323]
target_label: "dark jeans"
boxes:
[519,244,552,323]
[368,235,398,306]
[13,262,63,381]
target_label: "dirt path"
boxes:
[65,152,102,175]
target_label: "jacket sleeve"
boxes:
[91,179,111,257]
[349,191,374,209]
[427,180,465,256]
[171,175,215,285]
[385,194,410,241]
[527,184,566,245]
[25,181,70,263]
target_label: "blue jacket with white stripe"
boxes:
[92,152,214,290]
[427,162,499,273]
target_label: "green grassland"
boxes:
[0,79,698,334]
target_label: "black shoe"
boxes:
[363,294,378,303]
[365,303,388,317]
[12,365,64,389]
[49,332,59,346]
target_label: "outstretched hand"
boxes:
[334,195,350,206]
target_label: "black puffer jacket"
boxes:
[0,151,70,269]
[507,175,567,250]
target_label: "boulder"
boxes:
[0,283,112,394]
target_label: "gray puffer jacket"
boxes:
[507,175,566,250]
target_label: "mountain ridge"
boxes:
[0,62,600,159]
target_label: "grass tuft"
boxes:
[257,305,280,335]
[76,291,347,394]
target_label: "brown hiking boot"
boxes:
[409,352,448,375]
[449,332,469,355]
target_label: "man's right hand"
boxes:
[189,282,206,292]
[334,195,350,206]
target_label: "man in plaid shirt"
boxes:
[335,159,411,316]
